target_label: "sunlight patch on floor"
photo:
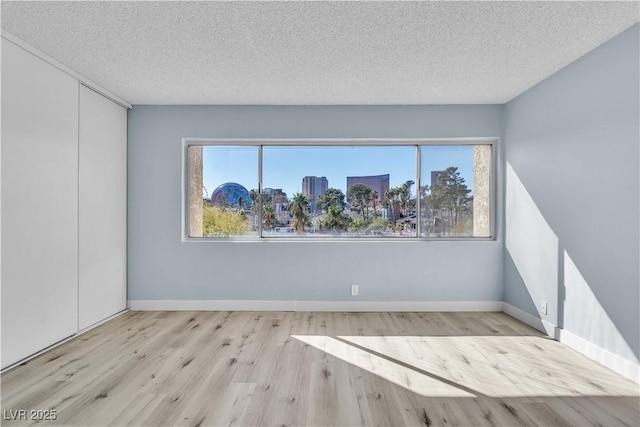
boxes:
[294,334,640,398]
[292,335,476,398]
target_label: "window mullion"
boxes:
[258,144,263,238]
[416,145,421,238]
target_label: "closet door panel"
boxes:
[78,86,127,330]
[1,39,79,368]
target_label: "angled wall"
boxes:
[504,24,639,381]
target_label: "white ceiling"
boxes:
[1,1,638,105]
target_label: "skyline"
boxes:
[202,145,475,200]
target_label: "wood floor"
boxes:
[1,311,638,426]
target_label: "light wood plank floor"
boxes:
[2,311,638,426]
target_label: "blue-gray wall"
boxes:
[504,24,639,364]
[128,106,504,302]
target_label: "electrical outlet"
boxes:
[351,285,359,296]
[541,301,548,315]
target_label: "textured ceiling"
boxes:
[1,1,638,105]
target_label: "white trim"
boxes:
[130,300,296,311]
[1,309,129,373]
[295,300,503,312]
[558,328,640,384]
[1,30,132,109]
[129,300,503,312]
[184,137,499,147]
[502,302,558,338]
[502,303,639,384]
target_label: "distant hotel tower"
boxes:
[431,171,441,187]
[346,174,389,202]
[302,176,328,213]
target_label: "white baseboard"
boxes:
[128,299,503,312]
[502,302,558,338]
[558,328,639,384]
[130,300,296,311]
[502,302,639,384]
[295,300,503,312]
[1,309,129,373]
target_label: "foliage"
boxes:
[274,192,288,205]
[384,180,414,221]
[249,189,273,215]
[203,206,251,237]
[320,206,352,232]
[384,187,401,220]
[289,192,310,233]
[422,166,472,235]
[347,184,375,222]
[262,204,276,230]
[203,186,212,207]
[249,189,259,212]
[370,217,389,231]
[350,218,366,231]
[317,188,346,212]
[399,180,415,216]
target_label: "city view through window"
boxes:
[186,143,492,239]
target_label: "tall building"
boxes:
[431,171,441,187]
[301,176,328,213]
[346,174,389,202]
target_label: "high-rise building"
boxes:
[346,174,389,202]
[431,171,441,187]
[301,176,328,213]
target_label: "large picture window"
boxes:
[185,140,493,239]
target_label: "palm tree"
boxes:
[262,204,276,230]
[399,180,414,217]
[347,183,373,222]
[322,206,351,232]
[384,187,401,220]
[289,192,310,233]
[371,190,379,218]
[317,188,346,212]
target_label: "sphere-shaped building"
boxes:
[210,182,252,209]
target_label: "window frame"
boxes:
[182,138,497,242]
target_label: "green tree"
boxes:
[250,188,273,218]
[317,188,346,212]
[371,190,379,218]
[370,216,389,231]
[425,167,471,235]
[274,190,288,205]
[262,204,276,230]
[321,206,351,232]
[203,206,251,237]
[249,189,260,215]
[289,192,310,233]
[384,187,401,220]
[203,186,212,207]
[399,180,415,217]
[350,218,366,232]
[347,184,374,222]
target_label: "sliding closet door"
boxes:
[1,39,79,368]
[78,86,127,330]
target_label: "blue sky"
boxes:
[202,145,474,199]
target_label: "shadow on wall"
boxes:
[505,162,637,365]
